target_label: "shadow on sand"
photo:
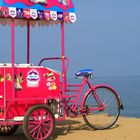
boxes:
[0,119,120,140]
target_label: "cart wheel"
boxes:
[23,105,55,140]
[0,125,19,136]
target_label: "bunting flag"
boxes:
[44,10,50,20]
[64,12,69,22]
[50,11,57,21]
[69,12,76,23]
[23,9,30,19]
[30,9,38,19]
[16,8,23,18]
[57,12,63,21]
[9,7,17,18]
[1,7,9,17]
[38,10,44,20]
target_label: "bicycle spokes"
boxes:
[83,86,120,130]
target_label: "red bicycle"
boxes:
[39,57,124,131]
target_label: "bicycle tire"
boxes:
[83,85,120,130]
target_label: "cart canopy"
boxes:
[0,0,76,26]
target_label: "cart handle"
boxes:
[38,57,69,72]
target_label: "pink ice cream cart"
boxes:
[0,0,123,139]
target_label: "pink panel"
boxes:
[0,66,60,119]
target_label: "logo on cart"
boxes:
[31,0,47,4]
[58,0,70,7]
[44,72,57,90]
[27,70,40,87]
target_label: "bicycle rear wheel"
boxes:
[83,85,120,130]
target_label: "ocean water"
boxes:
[67,75,140,118]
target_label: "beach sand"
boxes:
[54,117,140,140]
[0,117,139,140]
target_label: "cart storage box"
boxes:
[0,63,60,119]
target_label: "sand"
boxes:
[0,116,139,140]
[54,117,140,140]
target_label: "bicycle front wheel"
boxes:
[83,85,120,130]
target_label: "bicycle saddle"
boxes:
[75,69,93,77]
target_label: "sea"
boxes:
[68,75,140,118]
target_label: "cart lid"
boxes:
[0,0,76,26]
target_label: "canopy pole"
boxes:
[11,19,15,99]
[61,21,67,119]
[27,20,30,64]
[61,21,66,95]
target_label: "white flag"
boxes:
[50,11,57,21]
[30,9,38,19]
[69,13,76,23]
[9,7,17,18]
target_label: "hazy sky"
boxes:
[0,0,140,77]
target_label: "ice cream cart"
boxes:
[0,0,123,140]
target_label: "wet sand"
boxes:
[0,117,140,140]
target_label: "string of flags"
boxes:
[0,6,76,23]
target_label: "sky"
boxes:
[0,0,140,77]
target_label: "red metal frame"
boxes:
[11,19,15,100]
[61,21,67,95]
[27,20,30,64]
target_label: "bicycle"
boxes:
[39,57,124,130]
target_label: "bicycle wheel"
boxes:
[23,104,55,140]
[83,85,120,130]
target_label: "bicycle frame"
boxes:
[62,78,104,116]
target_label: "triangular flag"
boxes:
[50,11,57,21]
[23,9,30,19]
[9,7,17,18]
[16,8,23,18]
[1,7,9,18]
[38,10,44,19]
[30,9,38,19]
[69,13,76,23]
[44,10,50,20]
[64,12,69,22]
[57,12,63,21]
